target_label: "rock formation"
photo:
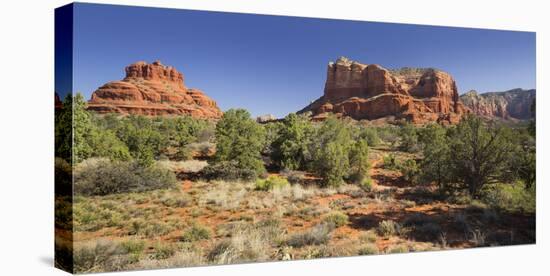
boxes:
[55,93,63,110]
[88,61,222,119]
[460,88,535,120]
[299,57,467,124]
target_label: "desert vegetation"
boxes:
[55,94,535,273]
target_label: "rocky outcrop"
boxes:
[55,93,63,110]
[299,57,467,124]
[88,61,222,119]
[460,89,535,120]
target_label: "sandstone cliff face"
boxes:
[299,57,467,124]
[88,61,222,119]
[460,88,535,120]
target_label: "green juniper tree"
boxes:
[271,113,314,170]
[310,116,354,187]
[214,109,267,175]
[447,115,515,197]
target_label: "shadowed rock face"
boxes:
[88,61,222,119]
[460,89,535,120]
[299,57,467,124]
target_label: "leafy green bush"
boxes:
[322,211,349,228]
[202,161,257,181]
[74,159,177,196]
[480,182,535,213]
[255,175,290,191]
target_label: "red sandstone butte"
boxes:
[299,57,468,124]
[88,60,222,119]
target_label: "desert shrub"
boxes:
[469,229,488,247]
[322,211,349,228]
[173,146,193,161]
[270,113,315,170]
[186,141,215,157]
[360,127,381,147]
[158,194,191,208]
[287,223,334,247]
[214,109,266,175]
[280,169,306,185]
[359,177,373,192]
[140,222,174,238]
[74,159,177,196]
[207,240,235,263]
[447,193,473,205]
[383,154,400,170]
[255,175,290,191]
[159,159,208,173]
[387,244,409,254]
[377,220,407,238]
[400,159,420,184]
[181,224,212,242]
[349,139,370,184]
[376,126,400,146]
[73,240,129,273]
[399,123,420,152]
[202,161,257,181]
[360,231,378,243]
[151,243,176,260]
[358,244,379,255]
[119,239,145,263]
[207,224,272,264]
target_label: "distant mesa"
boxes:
[256,114,277,123]
[87,60,223,119]
[460,88,535,120]
[298,57,468,124]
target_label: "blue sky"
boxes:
[70,3,536,118]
